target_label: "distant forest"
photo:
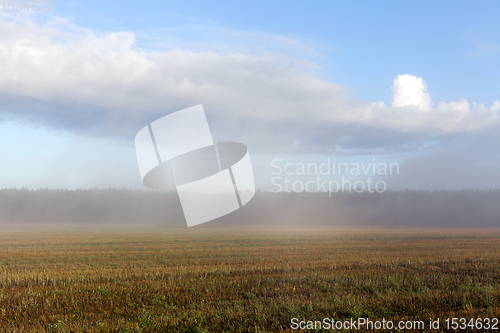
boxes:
[1,188,499,227]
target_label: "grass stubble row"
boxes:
[0,227,499,332]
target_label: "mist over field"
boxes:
[2,3,500,332]
[1,188,499,228]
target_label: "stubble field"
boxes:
[0,227,499,332]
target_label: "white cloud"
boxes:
[391,74,431,110]
[370,74,500,134]
[0,14,499,153]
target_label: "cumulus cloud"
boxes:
[391,74,431,110]
[0,14,499,154]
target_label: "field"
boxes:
[0,227,499,332]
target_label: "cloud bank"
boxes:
[0,13,499,156]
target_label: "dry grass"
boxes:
[0,227,499,332]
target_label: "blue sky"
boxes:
[1,1,499,190]
[54,0,500,104]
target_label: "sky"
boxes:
[0,1,499,190]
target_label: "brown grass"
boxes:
[0,227,499,332]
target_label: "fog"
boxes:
[1,189,499,229]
